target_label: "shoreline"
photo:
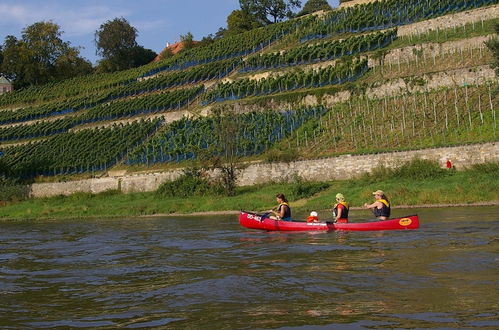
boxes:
[1,201,497,222]
[141,201,499,218]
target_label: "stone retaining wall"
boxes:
[29,142,498,197]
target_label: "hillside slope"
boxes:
[0,0,497,186]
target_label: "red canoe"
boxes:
[239,211,419,231]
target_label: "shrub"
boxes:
[358,158,448,182]
[393,158,448,180]
[0,177,29,202]
[156,168,213,198]
[265,148,299,163]
[290,177,330,200]
[469,162,499,174]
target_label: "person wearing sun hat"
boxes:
[364,190,391,220]
[332,193,349,223]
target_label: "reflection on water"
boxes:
[0,207,498,328]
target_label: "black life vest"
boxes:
[372,199,390,218]
[333,202,349,220]
[278,202,291,219]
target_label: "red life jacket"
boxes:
[306,216,319,223]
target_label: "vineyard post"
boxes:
[382,96,387,119]
[454,87,460,128]
[488,85,496,138]
[305,131,308,147]
[465,85,472,129]
[444,90,449,131]
[422,92,428,131]
[478,94,484,125]
[432,94,437,125]
[402,95,407,130]
[411,95,416,137]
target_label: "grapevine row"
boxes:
[141,17,310,77]
[241,29,396,72]
[300,0,497,42]
[203,58,368,104]
[0,119,162,177]
[126,107,327,165]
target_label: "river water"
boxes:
[0,207,498,328]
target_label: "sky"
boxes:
[0,0,340,65]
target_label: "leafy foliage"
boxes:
[95,18,156,72]
[203,57,368,103]
[126,107,327,165]
[242,29,396,71]
[0,119,162,177]
[289,178,331,199]
[227,10,264,35]
[156,168,214,197]
[240,0,302,24]
[1,21,92,88]
[300,0,496,42]
[298,0,332,16]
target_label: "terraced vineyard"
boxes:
[279,84,497,156]
[0,0,497,180]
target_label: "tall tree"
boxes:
[95,17,155,72]
[298,0,332,16]
[1,22,91,88]
[226,10,263,35]
[239,0,302,24]
[180,32,195,50]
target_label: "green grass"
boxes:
[1,163,497,220]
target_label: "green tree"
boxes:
[95,17,148,72]
[1,22,91,88]
[180,32,195,50]
[226,10,263,35]
[298,0,332,16]
[239,0,302,24]
[158,47,174,61]
[129,46,157,67]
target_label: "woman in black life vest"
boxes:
[271,193,292,221]
[333,193,349,223]
[364,190,391,220]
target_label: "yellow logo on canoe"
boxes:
[399,218,412,226]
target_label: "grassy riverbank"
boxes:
[1,161,498,220]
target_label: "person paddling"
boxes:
[333,193,349,223]
[271,193,292,221]
[364,190,391,220]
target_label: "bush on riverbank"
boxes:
[0,177,29,203]
[156,168,215,198]
[358,158,449,184]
